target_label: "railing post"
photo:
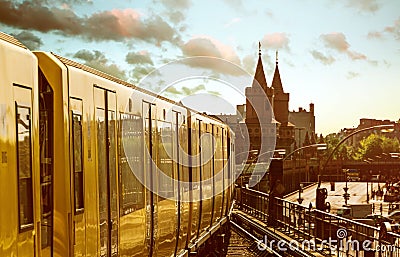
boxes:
[268,159,283,227]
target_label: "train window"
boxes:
[72,113,84,213]
[16,104,34,230]
[119,113,144,214]
[157,121,173,199]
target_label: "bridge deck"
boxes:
[285,182,393,215]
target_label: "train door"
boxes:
[173,111,182,256]
[189,117,199,242]
[38,71,54,257]
[176,112,189,255]
[70,97,85,256]
[95,87,118,257]
[143,101,157,257]
[200,122,212,234]
[196,119,203,237]
[13,84,36,257]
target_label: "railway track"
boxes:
[228,220,280,257]
[227,227,257,256]
[230,210,324,257]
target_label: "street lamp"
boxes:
[343,169,349,205]
[283,143,327,161]
[363,159,371,203]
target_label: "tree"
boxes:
[355,134,399,160]
[324,133,355,161]
[382,137,400,153]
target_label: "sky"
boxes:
[0,0,399,135]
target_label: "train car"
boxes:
[0,31,234,257]
[184,111,234,254]
[0,31,41,257]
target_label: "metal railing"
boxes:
[235,186,400,256]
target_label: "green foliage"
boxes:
[324,134,354,160]
[324,133,399,161]
[355,134,399,160]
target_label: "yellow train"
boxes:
[0,32,234,257]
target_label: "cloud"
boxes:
[126,51,154,65]
[0,1,83,34]
[129,66,155,83]
[0,1,181,44]
[242,54,256,73]
[310,50,335,65]
[207,90,221,96]
[222,0,245,12]
[41,0,92,5]
[163,84,207,97]
[261,32,290,51]
[166,10,186,24]
[181,36,243,75]
[384,18,400,40]
[265,9,274,18]
[224,18,241,28]
[72,49,127,80]
[343,0,381,13]
[158,0,191,10]
[182,84,205,95]
[346,71,359,79]
[153,0,189,30]
[367,31,383,39]
[367,18,400,41]
[320,33,349,52]
[165,86,181,95]
[11,31,43,50]
[320,32,367,61]
[85,9,180,43]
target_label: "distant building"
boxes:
[244,48,294,154]
[351,118,400,147]
[220,46,322,156]
[219,105,248,155]
[289,103,316,148]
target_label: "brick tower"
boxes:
[245,47,294,154]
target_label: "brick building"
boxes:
[244,48,294,154]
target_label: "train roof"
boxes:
[51,53,228,125]
[52,52,177,104]
[0,31,28,49]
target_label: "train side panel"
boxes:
[67,66,104,257]
[118,86,148,257]
[0,33,40,257]
[154,100,178,257]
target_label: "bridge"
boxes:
[230,186,400,256]
[227,157,400,256]
[342,160,400,172]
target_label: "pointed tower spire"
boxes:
[271,50,284,93]
[252,42,268,91]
